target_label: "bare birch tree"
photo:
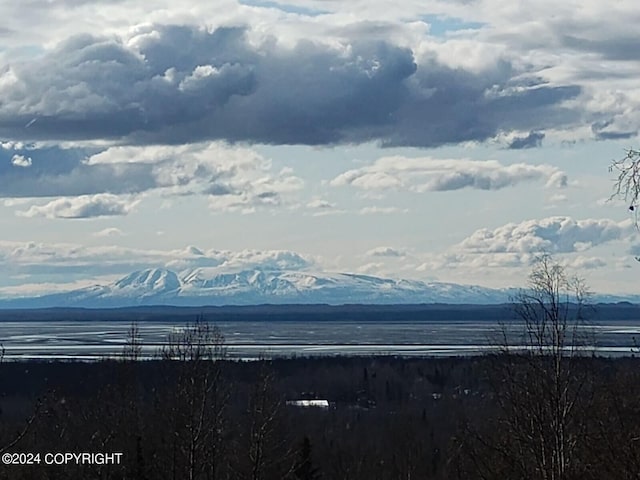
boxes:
[160,317,229,480]
[458,255,595,480]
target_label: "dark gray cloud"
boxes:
[591,120,638,141]
[203,184,236,196]
[0,146,155,197]
[561,34,640,62]
[0,24,582,147]
[508,131,545,149]
[373,61,580,148]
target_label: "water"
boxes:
[0,319,638,360]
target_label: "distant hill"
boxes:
[0,303,637,324]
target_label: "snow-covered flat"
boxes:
[0,319,637,360]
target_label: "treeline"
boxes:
[0,338,640,479]
[1,302,638,323]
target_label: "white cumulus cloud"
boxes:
[11,154,32,167]
[332,156,568,193]
[16,194,139,219]
[93,227,125,237]
[457,216,632,254]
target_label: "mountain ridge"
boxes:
[0,267,638,308]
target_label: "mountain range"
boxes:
[1,268,638,308]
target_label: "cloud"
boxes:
[0,142,271,197]
[0,145,157,198]
[11,154,32,167]
[591,119,638,141]
[546,193,568,205]
[165,246,314,271]
[0,23,583,147]
[239,0,328,16]
[356,262,385,275]
[307,199,336,209]
[0,241,161,275]
[508,131,545,149]
[0,240,315,282]
[457,216,632,254]
[206,172,304,213]
[306,198,343,216]
[0,142,303,215]
[332,156,568,192]
[544,171,568,189]
[561,256,607,270]
[0,278,121,298]
[366,246,407,257]
[93,227,125,237]
[2,0,640,146]
[16,194,139,219]
[351,210,640,290]
[408,216,634,277]
[358,206,407,215]
[417,251,527,273]
[217,249,313,271]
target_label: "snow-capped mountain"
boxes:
[114,269,182,294]
[1,268,638,308]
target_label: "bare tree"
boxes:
[0,340,41,458]
[0,403,40,456]
[510,254,592,357]
[508,255,592,478]
[609,148,640,229]
[293,436,320,480]
[230,362,294,480]
[159,317,229,480]
[161,317,226,362]
[123,320,143,361]
[459,255,595,480]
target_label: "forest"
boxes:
[0,346,640,479]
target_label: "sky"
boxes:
[0,0,639,297]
